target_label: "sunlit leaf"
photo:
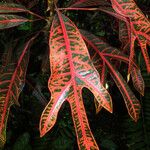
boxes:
[40,12,112,150]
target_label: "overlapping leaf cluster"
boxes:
[0,0,149,149]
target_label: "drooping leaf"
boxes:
[119,20,130,52]
[81,30,141,121]
[80,29,132,65]
[110,0,150,73]
[0,37,35,147]
[131,67,145,96]
[40,12,112,150]
[0,14,29,29]
[119,21,136,73]
[0,2,27,13]
[104,59,141,121]
[0,39,19,71]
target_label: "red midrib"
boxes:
[83,34,137,116]
[132,68,143,94]
[0,7,25,12]
[0,39,31,134]
[102,56,137,117]
[52,11,90,148]
[0,19,28,24]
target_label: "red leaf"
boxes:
[80,29,133,65]
[119,21,130,52]
[0,14,28,29]
[131,67,145,96]
[0,2,27,13]
[81,30,141,121]
[104,58,141,121]
[40,12,112,150]
[0,36,35,146]
[110,0,150,73]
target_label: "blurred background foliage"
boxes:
[0,0,150,150]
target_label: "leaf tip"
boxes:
[104,103,113,114]
[39,125,46,138]
[40,132,45,138]
[127,73,130,83]
[140,90,144,96]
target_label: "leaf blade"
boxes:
[0,2,27,13]
[0,37,35,147]
[110,0,150,72]
[131,67,145,96]
[40,12,112,150]
[0,14,29,29]
[81,30,141,121]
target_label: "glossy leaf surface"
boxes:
[81,30,141,121]
[40,12,112,150]
[0,14,28,29]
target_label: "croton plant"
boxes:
[0,0,149,149]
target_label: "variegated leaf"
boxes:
[0,2,27,13]
[119,20,130,52]
[131,67,145,96]
[81,30,141,121]
[0,37,35,147]
[105,58,141,121]
[40,12,112,150]
[110,0,150,73]
[0,14,28,29]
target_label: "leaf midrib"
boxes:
[56,11,90,148]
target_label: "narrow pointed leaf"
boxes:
[131,67,145,96]
[110,0,150,72]
[119,20,130,52]
[81,30,141,121]
[40,12,112,150]
[80,29,136,66]
[0,14,28,29]
[0,3,27,13]
[119,21,137,74]
[0,37,35,147]
[104,58,141,121]
[128,33,136,73]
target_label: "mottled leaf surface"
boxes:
[0,14,28,29]
[81,30,141,121]
[131,67,145,96]
[0,3,27,13]
[0,37,35,147]
[119,20,130,52]
[40,12,112,150]
[111,0,150,72]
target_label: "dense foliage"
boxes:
[0,0,150,149]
